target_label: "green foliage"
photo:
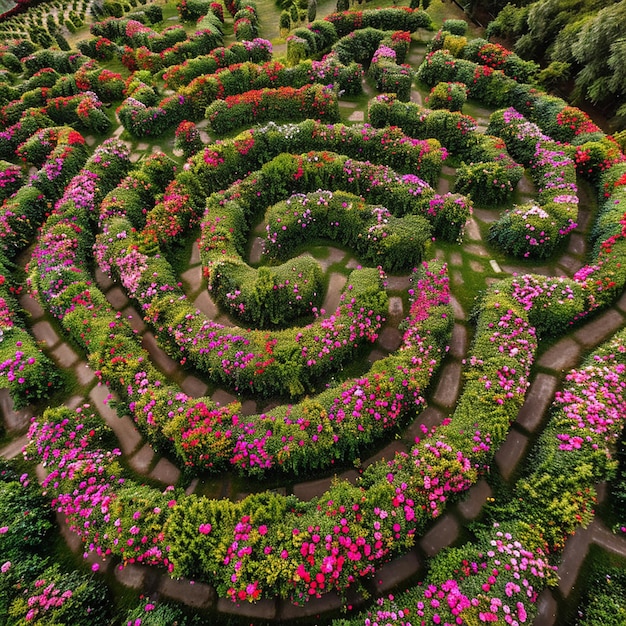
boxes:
[426,81,468,112]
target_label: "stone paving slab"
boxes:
[94,267,114,290]
[432,361,462,408]
[241,399,258,415]
[190,242,201,265]
[150,457,181,486]
[129,443,155,474]
[141,332,179,375]
[75,361,96,386]
[367,348,386,364]
[436,177,450,194]
[105,286,129,309]
[534,589,557,626]
[410,89,422,105]
[193,290,218,318]
[449,324,467,359]
[56,511,82,553]
[52,343,78,367]
[363,440,408,469]
[464,218,481,241]
[495,429,528,481]
[449,295,464,320]
[472,208,500,224]
[388,296,403,319]
[278,591,347,619]
[181,265,203,292]
[385,275,411,291]
[420,514,459,557]
[469,260,484,273]
[89,385,142,455]
[293,476,333,501]
[557,254,582,274]
[159,577,215,608]
[182,375,209,398]
[574,309,625,348]
[339,468,359,484]
[537,337,581,372]
[558,524,593,596]
[0,388,33,432]
[185,478,199,495]
[464,243,489,257]
[377,327,402,352]
[516,373,558,432]
[590,519,626,557]
[122,306,146,333]
[567,232,586,255]
[114,563,148,590]
[457,479,492,521]
[212,388,237,407]
[0,433,29,459]
[66,395,84,410]
[450,251,462,266]
[19,293,44,319]
[323,273,347,314]
[217,597,276,619]
[317,247,347,271]
[371,549,421,593]
[404,406,445,443]
[348,110,365,122]
[31,320,60,347]
[248,237,265,264]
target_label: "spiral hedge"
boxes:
[1,1,626,624]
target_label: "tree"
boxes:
[571,0,626,105]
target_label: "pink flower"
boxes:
[198,523,212,535]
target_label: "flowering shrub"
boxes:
[181,120,446,194]
[0,161,22,201]
[0,326,61,409]
[163,39,273,90]
[486,108,578,258]
[425,81,468,112]
[555,105,602,143]
[174,120,202,158]
[177,0,212,22]
[455,159,523,206]
[368,94,479,159]
[206,84,339,135]
[264,189,431,272]
[323,7,433,38]
[177,57,362,121]
[352,524,556,626]
[24,261,452,601]
[368,43,413,101]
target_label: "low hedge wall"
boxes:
[205,84,340,134]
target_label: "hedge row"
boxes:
[344,327,626,625]
[24,259,452,601]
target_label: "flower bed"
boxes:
[348,328,626,625]
[205,84,339,135]
[487,107,578,258]
[6,4,626,621]
[264,189,431,273]
[24,260,452,601]
[162,39,273,90]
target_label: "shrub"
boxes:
[442,19,467,35]
[425,81,468,112]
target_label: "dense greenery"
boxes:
[483,0,626,128]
